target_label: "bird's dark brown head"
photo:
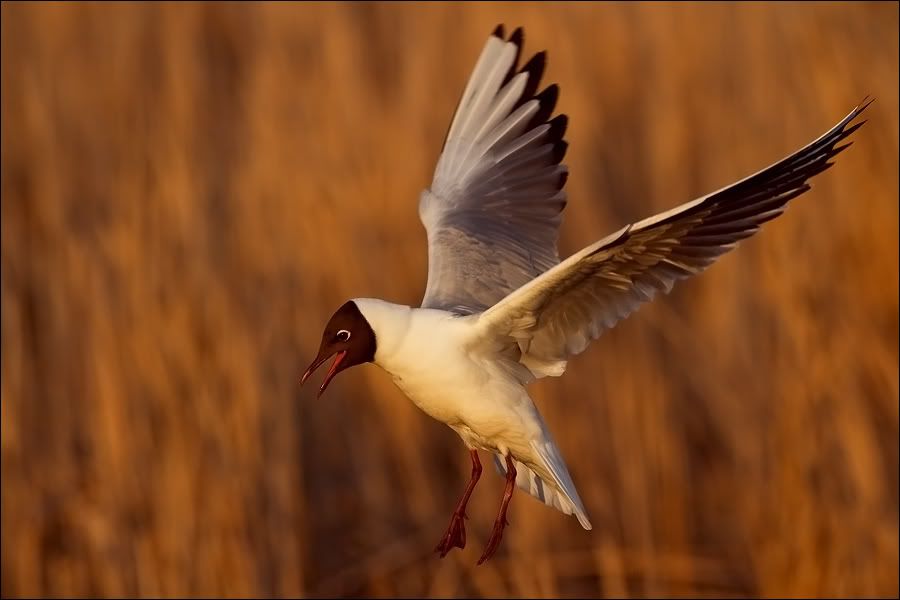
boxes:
[301,300,377,397]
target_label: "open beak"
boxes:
[301,350,348,398]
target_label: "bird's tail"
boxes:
[493,437,592,530]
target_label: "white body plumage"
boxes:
[354,298,593,530]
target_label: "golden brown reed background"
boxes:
[2,2,898,598]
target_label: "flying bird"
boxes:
[301,24,870,564]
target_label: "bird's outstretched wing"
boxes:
[475,99,872,378]
[419,25,568,315]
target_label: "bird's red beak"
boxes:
[301,350,348,398]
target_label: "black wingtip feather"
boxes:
[835,119,866,145]
[548,114,569,142]
[774,184,812,205]
[489,28,567,158]
[822,121,866,148]
[831,141,854,156]
[502,27,525,86]
[656,100,871,231]
[492,24,505,38]
[530,84,559,126]
[553,141,569,164]
[508,27,524,47]
[516,51,547,107]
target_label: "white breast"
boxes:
[352,299,534,449]
[377,307,484,424]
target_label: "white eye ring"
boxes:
[336,329,351,342]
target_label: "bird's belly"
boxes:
[391,373,471,425]
[450,423,504,453]
[391,369,529,455]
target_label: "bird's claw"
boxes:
[434,512,467,557]
[476,517,509,565]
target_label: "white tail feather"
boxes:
[493,442,592,530]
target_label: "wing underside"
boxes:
[477,98,872,378]
[420,26,569,314]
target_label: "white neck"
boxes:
[352,298,413,371]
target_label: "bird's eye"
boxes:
[336,329,351,342]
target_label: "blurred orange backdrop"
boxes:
[2,2,898,598]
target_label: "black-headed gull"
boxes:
[302,25,869,564]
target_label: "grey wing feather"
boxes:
[420,27,568,314]
[478,98,872,378]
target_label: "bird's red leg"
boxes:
[477,454,517,565]
[435,449,482,557]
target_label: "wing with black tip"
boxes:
[419,25,568,314]
[477,99,872,378]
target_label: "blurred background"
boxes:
[2,2,898,598]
